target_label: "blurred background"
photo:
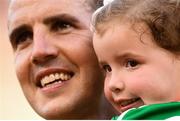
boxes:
[0,0,42,119]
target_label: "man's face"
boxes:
[8,0,104,119]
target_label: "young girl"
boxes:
[92,0,180,119]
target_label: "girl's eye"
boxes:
[125,59,139,68]
[102,64,112,72]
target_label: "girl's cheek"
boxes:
[104,84,114,102]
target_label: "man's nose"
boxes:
[30,25,58,65]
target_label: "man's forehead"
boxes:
[9,0,96,16]
[9,0,91,22]
[8,0,94,33]
[10,0,95,9]
[10,0,36,12]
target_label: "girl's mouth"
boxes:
[116,98,144,112]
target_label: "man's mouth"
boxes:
[36,69,74,88]
[40,72,73,88]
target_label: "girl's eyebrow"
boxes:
[98,52,143,65]
[115,52,144,61]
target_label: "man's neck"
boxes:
[84,95,118,119]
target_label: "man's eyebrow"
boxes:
[9,24,31,42]
[43,14,80,25]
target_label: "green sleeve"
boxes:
[121,102,180,120]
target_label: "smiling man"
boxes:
[7,0,116,119]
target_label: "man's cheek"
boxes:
[14,52,30,82]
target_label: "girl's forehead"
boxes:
[96,18,145,37]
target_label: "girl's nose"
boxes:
[108,74,125,95]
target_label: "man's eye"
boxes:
[14,31,33,48]
[102,64,112,72]
[125,59,139,68]
[51,20,73,33]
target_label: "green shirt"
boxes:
[112,102,180,120]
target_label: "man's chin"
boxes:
[32,100,83,119]
[35,106,69,119]
[37,109,85,120]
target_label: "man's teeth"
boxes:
[120,98,139,107]
[41,73,71,87]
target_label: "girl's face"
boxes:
[93,21,180,113]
